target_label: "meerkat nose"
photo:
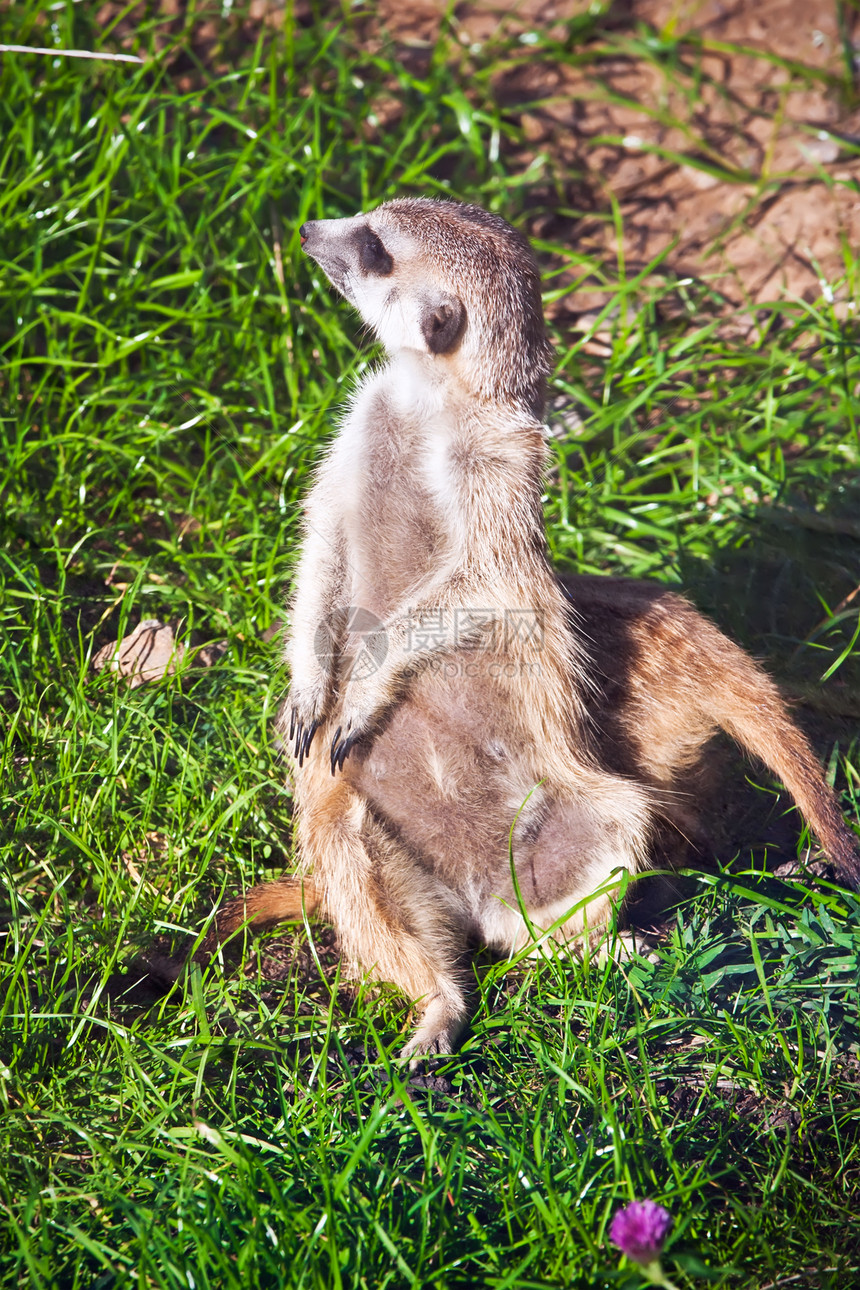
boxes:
[299,222,312,247]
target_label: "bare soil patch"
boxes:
[86,0,860,308]
[377,0,860,307]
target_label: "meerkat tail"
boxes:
[199,876,322,955]
[702,647,860,889]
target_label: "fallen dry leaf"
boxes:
[93,619,185,688]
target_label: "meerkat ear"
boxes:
[420,295,466,355]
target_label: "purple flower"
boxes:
[610,1200,673,1265]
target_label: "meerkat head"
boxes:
[299,198,554,418]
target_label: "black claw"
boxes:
[289,707,297,741]
[330,728,360,774]
[330,727,342,776]
[298,720,319,767]
[293,719,304,760]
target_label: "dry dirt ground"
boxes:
[372,0,860,308]
[91,0,860,313]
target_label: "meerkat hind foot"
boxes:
[594,926,662,966]
[398,991,467,1068]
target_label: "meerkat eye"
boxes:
[356,227,393,276]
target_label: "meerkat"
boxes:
[206,198,860,1061]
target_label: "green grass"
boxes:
[2,3,860,1286]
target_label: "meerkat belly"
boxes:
[343,664,616,943]
[348,494,442,616]
[339,391,451,617]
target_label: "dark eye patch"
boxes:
[356,226,393,276]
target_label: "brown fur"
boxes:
[202,876,321,953]
[205,199,860,1060]
[561,575,859,881]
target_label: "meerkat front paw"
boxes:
[287,684,328,767]
[329,680,385,773]
[329,717,368,774]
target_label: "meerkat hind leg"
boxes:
[351,812,470,1065]
[398,992,468,1065]
[476,772,653,972]
[297,770,471,1065]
